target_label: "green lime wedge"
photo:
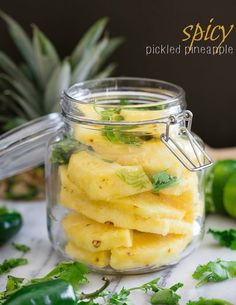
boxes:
[205,160,236,213]
[224,172,236,218]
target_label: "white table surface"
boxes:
[0,201,236,304]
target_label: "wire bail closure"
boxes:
[161,110,213,172]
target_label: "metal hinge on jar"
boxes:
[161,110,213,171]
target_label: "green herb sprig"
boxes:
[152,171,177,192]
[33,261,89,290]
[94,101,142,146]
[107,278,183,305]
[51,137,89,165]
[12,243,31,253]
[187,297,233,305]
[0,258,28,276]
[208,229,236,250]
[192,259,236,287]
[116,169,150,191]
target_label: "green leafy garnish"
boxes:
[51,137,88,165]
[108,278,183,305]
[129,278,160,293]
[0,261,89,304]
[94,101,142,146]
[108,287,132,305]
[0,258,28,276]
[12,242,31,253]
[150,282,183,305]
[116,168,150,191]
[33,261,89,290]
[192,259,236,287]
[99,107,124,122]
[152,171,177,192]
[102,126,141,145]
[0,276,25,304]
[5,276,24,291]
[187,297,233,305]
[208,229,236,250]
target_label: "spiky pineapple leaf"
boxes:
[0,12,122,122]
[4,90,39,119]
[0,73,41,114]
[19,63,34,81]
[71,38,109,83]
[0,51,40,103]
[32,25,60,87]
[90,37,124,76]
[94,63,117,79]
[70,17,108,67]
[0,10,37,80]
[44,61,71,113]
[0,94,27,119]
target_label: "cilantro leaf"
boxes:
[187,297,233,305]
[12,242,30,253]
[103,126,141,146]
[151,289,181,305]
[109,278,182,305]
[208,229,236,250]
[150,283,183,305]
[5,276,24,291]
[94,101,142,146]
[0,258,28,276]
[116,169,150,191]
[129,278,160,293]
[108,288,132,305]
[36,261,89,290]
[0,276,25,304]
[152,171,177,192]
[107,278,160,305]
[51,137,88,164]
[100,108,124,122]
[192,259,236,287]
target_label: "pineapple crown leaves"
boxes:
[0,10,124,123]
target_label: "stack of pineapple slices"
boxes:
[59,148,199,270]
[58,103,200,270]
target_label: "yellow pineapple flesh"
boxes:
[59,104,202,271]
[60,184,192,235]
[74,126,186,178]
[63,212,132,252]
[60,166,187,218]
[110,231,192,270]
[67,151,153,201]
[66,242,110,268]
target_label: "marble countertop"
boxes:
[1,201,236,304]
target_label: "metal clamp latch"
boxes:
[161,110,213,172]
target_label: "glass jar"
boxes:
[0,78,212,274]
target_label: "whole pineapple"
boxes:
[0,11,123,200]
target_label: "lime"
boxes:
[205,167,216,213]
[212,160,236,213]
[224,172,236,218]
